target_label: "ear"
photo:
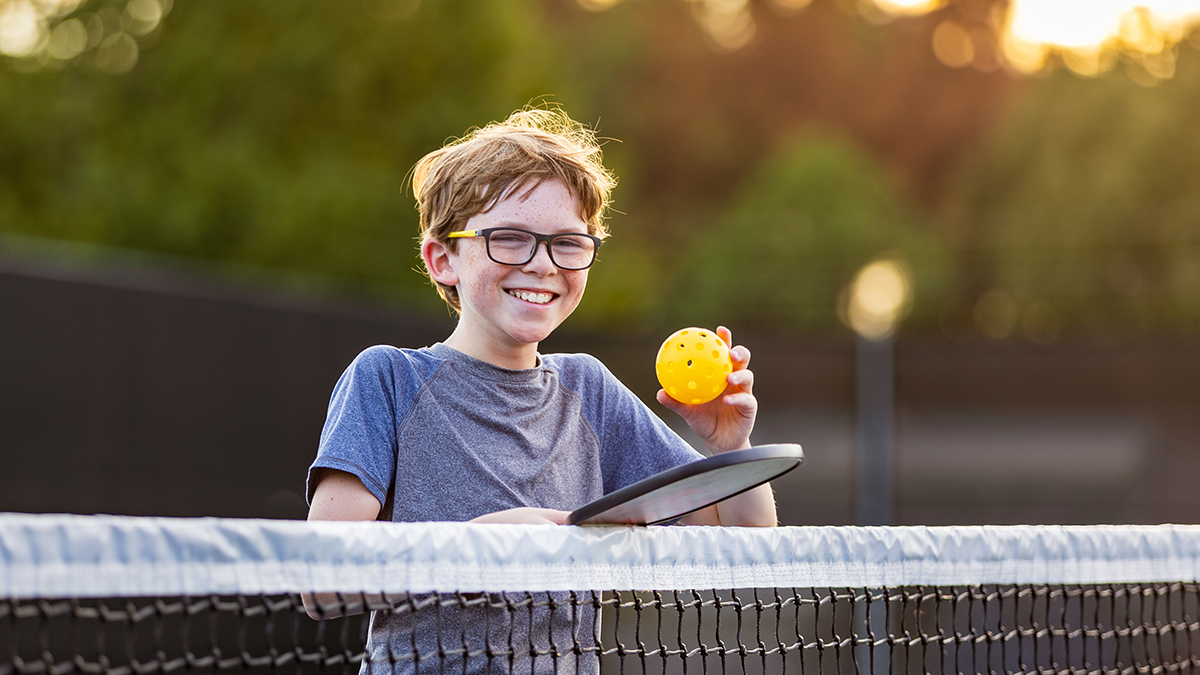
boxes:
[422,238,459,288]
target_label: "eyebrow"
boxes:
[488,221,589,234]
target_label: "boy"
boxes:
[305,108,775,673]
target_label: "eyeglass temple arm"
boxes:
[447,230,478,238]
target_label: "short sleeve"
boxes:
[307,347,406,511]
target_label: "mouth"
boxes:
[506,289,557,305]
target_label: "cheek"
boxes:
[566,271,588,299]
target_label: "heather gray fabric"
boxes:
[308,342,703,674]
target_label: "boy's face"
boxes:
[434,179,590,364]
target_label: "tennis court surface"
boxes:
[3,514,1198,674]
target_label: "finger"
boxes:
[717,325,733,349]
[656,389,689,415]
[727,368,754,393]
[722,392,758,416]
[729,345,751,369]
[717,325,747,367]
[718,326,751,369]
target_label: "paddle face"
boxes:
[568,444,803,526]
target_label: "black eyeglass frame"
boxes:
[447,227,603,271]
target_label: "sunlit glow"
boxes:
[0,0,168,70]
[857,0,1200,79]
[569,0,1200,79]
[46,15,84,59]
[688,0,756,51]
[1060,45,1113,76]
[1000,30,1049,73]
[770,0,812,11]
[871,0,941,16]
[843,258,912,340]
[0,1,43,56]
[94,30,136,73]
[1009,1,1122,49]
[577,0,621,11]
[125,0,161,36]
[997,0,1200,78]
[932,20,974,67]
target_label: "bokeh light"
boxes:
[874,0,1200,79]
[872,0,942,16]
[0,1,44,57]
[577,0,621,10]
[686,0,755,51]
[932,20,974,67]
[843,258,913,340]
[567,0,1200,82]
[770,0,812,11]
[45,15,84,59]
[0,0,166,70]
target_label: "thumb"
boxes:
[656,389,689,416]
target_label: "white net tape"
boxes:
[3,514,1199,598]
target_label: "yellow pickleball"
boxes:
[655,327,732,405]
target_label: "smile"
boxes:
[507,290,555,305]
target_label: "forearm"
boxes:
[713,483,777,527]
[680,482,776,527]
[707,436,776,526]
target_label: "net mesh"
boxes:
[3,516,1199,675]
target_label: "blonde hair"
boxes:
[412,107,616,313]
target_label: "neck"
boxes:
[443,327,539,370]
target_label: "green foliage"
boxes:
[0,0,558,310]
[670,134,950,331]
[949,46,1200,331]
[567,224,665,329]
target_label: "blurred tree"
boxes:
[946,42,1200,334]
[671,134,951,332]
[0,0,558,311]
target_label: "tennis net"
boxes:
[2,514,1199,675]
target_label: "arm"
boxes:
[469,508,570,524]
[302,469,383,619]
[657,326,777,527]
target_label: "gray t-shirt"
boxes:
[308,342,703,674]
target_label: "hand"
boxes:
[656,325,756,454]
[469,507,570,525]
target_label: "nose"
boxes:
[522,240,557,275]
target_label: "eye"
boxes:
[552,236,588,250]
[491,231,531,245]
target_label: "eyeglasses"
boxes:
[448,227,601,271]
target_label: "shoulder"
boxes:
[335,344,447,394]
[349,344,443,375]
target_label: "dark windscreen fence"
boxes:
[3,516,1199,675]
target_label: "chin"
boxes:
[507,322,560,345]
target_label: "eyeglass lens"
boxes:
[486,229,596,270]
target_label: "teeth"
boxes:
[509,290,553,304]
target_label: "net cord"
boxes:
[2,515,1199,598]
